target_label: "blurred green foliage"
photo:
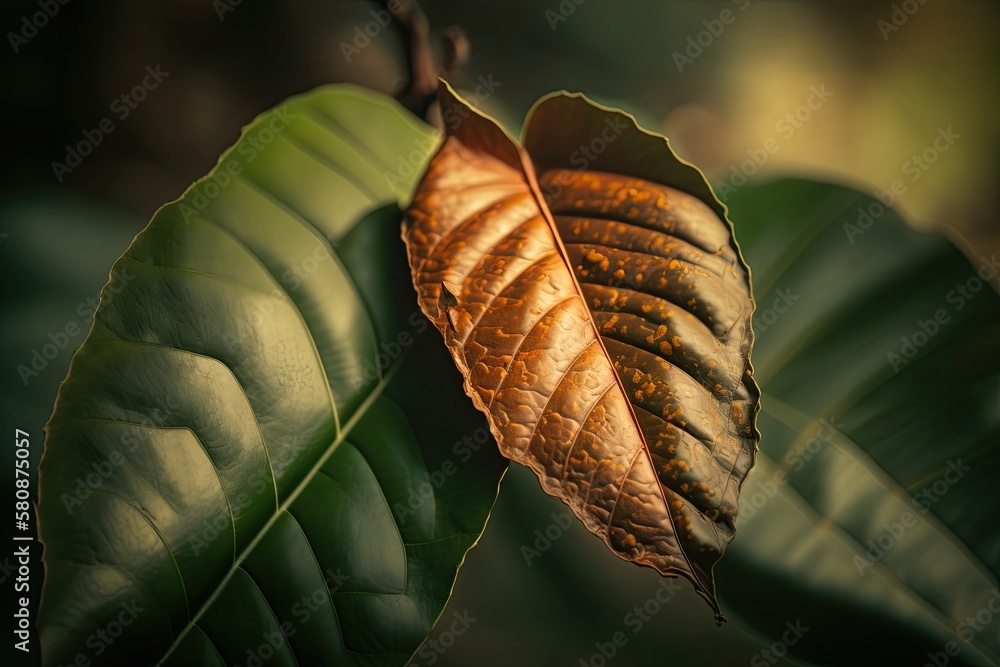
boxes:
[2,1,998,665]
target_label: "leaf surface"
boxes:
[37,85,507,667]
[402,83,759,618]
[717,178,1000,665]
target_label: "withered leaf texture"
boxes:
[402,82,759,620]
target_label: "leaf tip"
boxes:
[432,78,525,173]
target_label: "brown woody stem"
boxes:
[387,0,438,120]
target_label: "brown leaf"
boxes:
[402,82,759,621]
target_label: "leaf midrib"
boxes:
[512,138,713,599]
[153,92,417,662]
[156,349,410,665]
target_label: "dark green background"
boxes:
[2,2,998,666]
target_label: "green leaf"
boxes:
[718,178,1000,666]
[37,85,507,667]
